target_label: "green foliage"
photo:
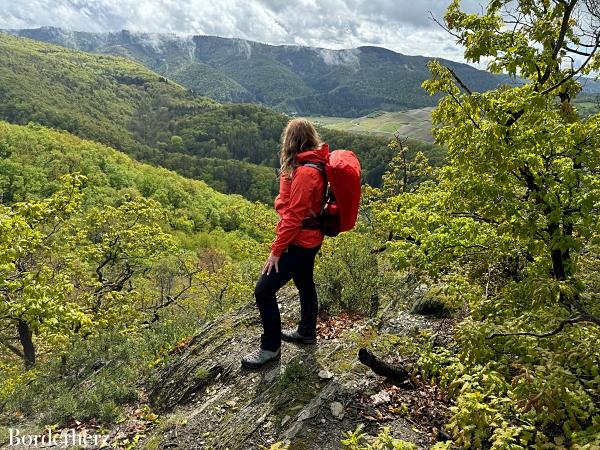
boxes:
[0,121,273,426]
[0,171,186,368]
[359,134,438,246]
[420,330,600,448]
[0,33,442,203]
[6,318,196,425]
[276,360,312,391]
[315,233,383,316]
[341,425,417,450]
[0,33,278,202]
[0,175,89,366]
[0,120,276,239]
[409,285,456,317]
[0,361,37,404]
[372,1,600,447]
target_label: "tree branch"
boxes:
[428,11,462,40]
[0,338,24,358]
[447,68,473,95]
[542,31,600,95]
[450,212,499,224]
[488,313,598,339]
[538,0,578,85]
[358,348,411,385]
[563,45,593,56]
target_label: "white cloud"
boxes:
[0,0,486,64]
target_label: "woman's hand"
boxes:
[262,253,280,275]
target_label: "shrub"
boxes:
[341,425,417,449]
[3,316,196,426]
[315,233,387,316]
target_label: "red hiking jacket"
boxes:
[271,144,329,257]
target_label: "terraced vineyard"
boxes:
[308,108,434,142]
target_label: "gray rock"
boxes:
[330,401,345,420]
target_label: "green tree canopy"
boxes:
[374,0,600,446]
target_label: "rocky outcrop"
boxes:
[139,287,436,450]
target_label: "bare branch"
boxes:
[447,67,473,95]
[563,45,593,56]
[429,11,462,40]
[488,313,598,339]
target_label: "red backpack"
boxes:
[302,150,361,237]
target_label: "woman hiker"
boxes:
[241,118,328,369]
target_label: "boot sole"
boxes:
[281,334,316,345]
[241,352,281,369]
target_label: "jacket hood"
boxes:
[296,143,329,165]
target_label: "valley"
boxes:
[0,33,444,204]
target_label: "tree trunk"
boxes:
[369,294,380,318]
[17,320,35,369]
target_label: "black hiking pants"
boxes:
[255,244,321,351]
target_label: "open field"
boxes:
[309,95,599,143]
[308,107,435,142]
[574,95,599,117]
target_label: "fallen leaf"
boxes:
[370,390,391,405]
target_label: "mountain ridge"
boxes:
[4,26,527,116]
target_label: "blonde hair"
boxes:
[279,118,322,177]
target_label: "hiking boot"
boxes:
[241,347,281,369]
[281,329,316,345]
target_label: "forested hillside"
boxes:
[0,33,442,203]
[0,120,273,237]
[0,33,284,202]
[7,27,522,116]
[0,119,281,427]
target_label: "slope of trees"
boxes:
[0,119,274,391]
[9,27,525,115]
[0,120,275,239]
[0,33,283,202]
[362,0,600,447]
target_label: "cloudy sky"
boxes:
[0,0,487,64]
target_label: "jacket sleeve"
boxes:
[271,169,316,257]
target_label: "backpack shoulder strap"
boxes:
[298,162,329,217]
[300,162,326,172]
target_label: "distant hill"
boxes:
[0,33,443,201]
[580,78,600,94]
[6,27,525,116]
